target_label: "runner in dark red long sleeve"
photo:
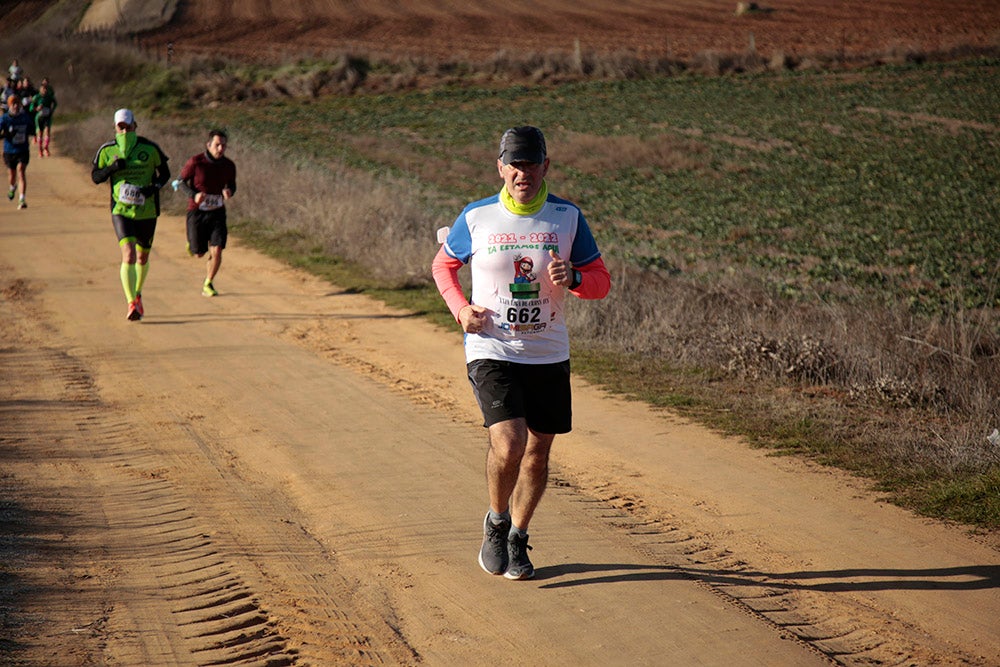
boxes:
[178,129,237,297]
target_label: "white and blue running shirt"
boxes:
[443,192,602,364]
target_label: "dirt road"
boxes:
[1,153,998,666]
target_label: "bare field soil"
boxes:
[128,0,1000,62]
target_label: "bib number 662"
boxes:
[506,306,541,324]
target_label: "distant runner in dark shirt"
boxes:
[2,94,35,209]
[177,128,237,297]
[29,82,56,156]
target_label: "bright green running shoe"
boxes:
[202,281,218,297]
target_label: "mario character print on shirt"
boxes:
[495,246,557,335]
[510,254,540,299]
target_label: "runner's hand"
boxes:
[459,304,489,334]
[548,250,572,286]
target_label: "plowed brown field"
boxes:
[138,0,1000,62]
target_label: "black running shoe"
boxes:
[478,513,511,575]
[505,532,534,580]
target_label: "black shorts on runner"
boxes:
[466,358,572,434]
[3,150,29,169]
[186,208,228,256]
[112,214,157,250]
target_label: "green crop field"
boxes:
[202,59,999,316]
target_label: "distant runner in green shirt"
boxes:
[91,108,170,322]
[29,82,56,156]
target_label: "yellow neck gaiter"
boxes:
[116,131,137,158]
[500,180,548,216]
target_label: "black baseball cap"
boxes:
[498,126,547,165]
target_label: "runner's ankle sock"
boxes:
[135,262,150,295]
[120,262,138,302]
[510,525,528,539]
[43,136,50,151]
[488,509,511,525]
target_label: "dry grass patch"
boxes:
[555,131,709,175]
[568,261,1000,474]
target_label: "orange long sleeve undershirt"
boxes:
[431,246,611,323]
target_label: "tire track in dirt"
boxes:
[164,419,417,666]
[0,285,294,664]
[0,278,411,666]
[94,437,301,666]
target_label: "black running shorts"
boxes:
[186,208,228,256]
[466,358,572,434]
[3,150,29,169]
[112,214,157,250]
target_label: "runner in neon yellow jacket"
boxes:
[91,108,170,322]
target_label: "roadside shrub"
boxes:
[566,259,999,475]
